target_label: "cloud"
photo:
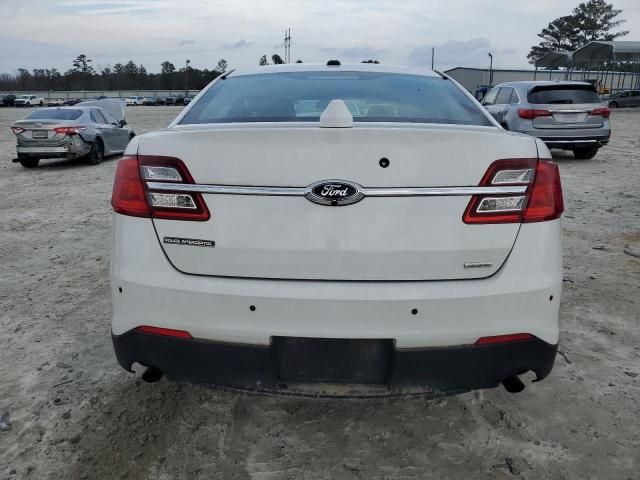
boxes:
[179,40,196,47]
[409,38,494,69]
[320,46,385,61]
[224,39,255,49]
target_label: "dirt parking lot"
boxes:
[0,106,639,479]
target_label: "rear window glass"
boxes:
[528,86,601,104]
[26,109,83,120]
[180,72,492,126]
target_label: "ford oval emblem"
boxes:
[304,180,365,206]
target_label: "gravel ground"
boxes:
[0,106,639,479]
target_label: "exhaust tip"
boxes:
[141,367,164,383]
[502,375,525,393]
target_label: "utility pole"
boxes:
[431,47,435,70]
[185,59,190,96]
[284,29,292,63]
[488,52,494,86]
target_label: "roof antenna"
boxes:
[319,99,353,128]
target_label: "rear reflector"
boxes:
[111,155,210,221]
[463,158,563,224]
[517,108,551,120]
[475,333,533,345]
[136,325,193,339]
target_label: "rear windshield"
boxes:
[528,86,601,104]
[26,109,83,120]
[180,72,492,126]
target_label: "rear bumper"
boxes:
[17,138,91,158]
[522,131,610,149]
[112,329,557,397]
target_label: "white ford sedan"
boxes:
[110,62,563,397]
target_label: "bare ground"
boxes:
[0,106,638,480]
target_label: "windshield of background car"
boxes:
[528,85,601,104]
[180,72,492,126]
[26,109,83,120]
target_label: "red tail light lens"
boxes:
[53,126,86,135]
[522,160,564,223]
[111,156,150,217]
[111,155,210,221]
[11,127,25,135]
[589,107,610,118]
[517,108,551,120]
[463,158,564,224]
[475,333,533,345]
[136,325,193,339]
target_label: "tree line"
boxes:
[0,56,229,92]
[528,0,628,64]
[0,53,384,92]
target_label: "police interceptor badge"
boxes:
[163,237,216,248]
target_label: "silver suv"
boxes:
[482,81,610,159]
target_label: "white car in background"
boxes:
[110,63,564,397]
[125,96,145,106]
[15,95,44,107]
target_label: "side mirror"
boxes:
[119,120,127,127]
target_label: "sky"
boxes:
[1,0,638,74]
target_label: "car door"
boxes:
[101,109,130,151]
[89,109,116,152]
[631,91,640,107]
[481,87,501,120]
[492,87,514,124]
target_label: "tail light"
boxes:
[463,158,563,224]
[11,127,25,135]
[53,126,86,135]
[111,155,210,221]
[475,333,533,345]
[517,108,551,120]
[589,107,610,118]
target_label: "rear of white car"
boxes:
[110,65,563,397]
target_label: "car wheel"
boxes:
[501,122,509,130]
[88,139,104,165]
[609,101,618,108]
[573,146,598,160]
[19,158,40,168]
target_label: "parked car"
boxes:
[110,63,564,397]
[156,97,167,106]
[47,99,65,107]
[14,95,44,107]
[143,97,158,106]
[10,99,134,168]
[125,96,145,106]
[2,94,16,107]
[183,96,193,105]
[64,98,83,106]
[482,81,610,159]
[608,90,640,108]
[164,96,177,106]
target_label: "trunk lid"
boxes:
[139,125,537,281]
[13,119,77,143]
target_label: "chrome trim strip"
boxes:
[363,186,527,196]
[146,182,306,196]
[147,182,528,197]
